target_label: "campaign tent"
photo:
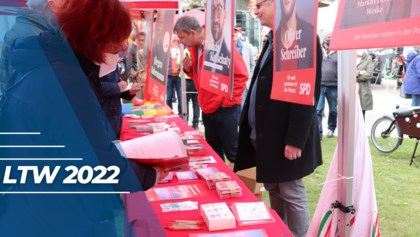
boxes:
[121,0,188,119]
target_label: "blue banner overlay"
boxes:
[0,1,164,236]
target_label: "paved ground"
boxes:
[171,78,412,136]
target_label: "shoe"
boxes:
[172,98,177,103]
[192,123,199,130]
[326,129,334,138]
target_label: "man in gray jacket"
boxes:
[0,0,53,94]
[317,30,338,139]
[234,27,255,109]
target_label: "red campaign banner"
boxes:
[271,0,318,105]
[201,0,235,99]
[147,10,175,105]
[330,0,420,51]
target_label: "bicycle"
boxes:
[371,105,420,167]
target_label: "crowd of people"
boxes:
[1,0,419,236]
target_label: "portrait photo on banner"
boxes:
[274,0,315,72]
[203,0,232,77]
[339,0,420,30]
[150,10,175,86]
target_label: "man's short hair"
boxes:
[138,32,146,38]
[173,16,204,35]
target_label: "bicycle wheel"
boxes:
[371,117,402,153]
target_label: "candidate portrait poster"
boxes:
[201,0,234,99]
[330,0,420,50]
[148,10,175,105]
[271,0,318,105]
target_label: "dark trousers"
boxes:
[316,86,338,135]
[202,104,241,163]
[186,79,200,125]
[166,76,182,115]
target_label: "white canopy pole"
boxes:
[176,4,234,122]
[178,0,188,121]
[335,2,356,237]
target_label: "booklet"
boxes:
[158,172,174,184]
[115,131,190,170]
[176,171,199,182]
[145,184,208,202]
[230,202,276,226]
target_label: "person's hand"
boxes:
[360,70,367,75]
[140,74,147,84]
[118,81,127,92]
[221,104,227,108]
[129,83,142,95]
[284,145,302,160]
[120,69,125,75]
[130,68,137,77]
[182,56,192,73]
[118,58,123,63]
[154,166,169,181]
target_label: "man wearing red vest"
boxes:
[174,16,248,165]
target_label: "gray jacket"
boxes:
[321,47,338,87]
[0,8,52,93]
[357,52,374,111]
[242,42,256,90]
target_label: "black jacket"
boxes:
[234,33,323,183]
[321,46,338,87]
[100,67,135,137]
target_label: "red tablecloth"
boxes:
[120,116,294,237]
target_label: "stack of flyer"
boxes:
[216,181,243,199]
[200,203,236,231]
[176,171,199,182]
[158,172,174,184]
[202,172,231,189]
[230,202,276,226]
[185,144,206,156]
[195,167,219,179]
[180,131,204,140]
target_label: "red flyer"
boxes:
[145,184,209,202]
[271,0,318,105]
[147,10,175,105]
[201,0,235,98]
[330,0,420,51]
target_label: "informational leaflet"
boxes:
[147,10,175,105]
[145,184,208,201]
[235,202,271,221]
[271,0,318,105]
[330,0,420,50]
[116,130,187,158]
[200,0,235,99]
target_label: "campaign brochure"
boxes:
[176,171,199,182]
[145,184,208,202]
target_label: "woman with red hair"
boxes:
[0,0,167,235]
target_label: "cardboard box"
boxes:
[255,193,264,201]
[235,168,264,194]
[228,162,235,171]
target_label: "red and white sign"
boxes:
[330,0,420,50]
[201,0,235,99]
[147,10,175,105]
[271,0,318,105]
